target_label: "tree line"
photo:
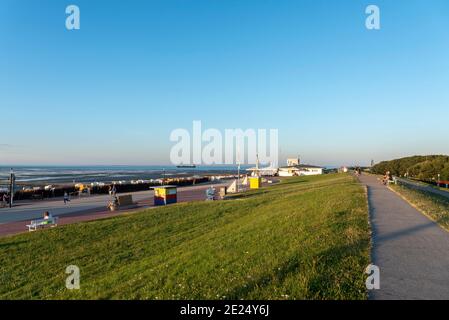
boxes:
[371,155,449,182]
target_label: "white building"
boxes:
[278,165,324,177]
[245,165,278,177]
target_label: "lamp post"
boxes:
[9,168,15,208]
[438,174,441,187]
[236,146,241,193]
[237,160,241,193]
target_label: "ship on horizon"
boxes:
[176,164,196,168]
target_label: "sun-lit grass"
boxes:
[0,174,370,300]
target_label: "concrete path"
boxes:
[359,174,449,299]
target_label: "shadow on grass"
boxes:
[225,189,271,201]
[0,239,29,249]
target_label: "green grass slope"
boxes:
[0,174,370,300]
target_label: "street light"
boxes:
[9,168,15,208]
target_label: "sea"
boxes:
[0,165,252,188]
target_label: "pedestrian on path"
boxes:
[63,192,70,205]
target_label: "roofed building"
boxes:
[278,164,324,177]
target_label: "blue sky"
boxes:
[1,0,448,166]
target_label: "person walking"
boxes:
[1,194,7,207]
[63,191,70,205]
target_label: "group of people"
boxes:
[2,191,71,207]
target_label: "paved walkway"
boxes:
[0,182,228,237]
[359,174,449,299]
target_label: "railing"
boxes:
[394,177,449,199]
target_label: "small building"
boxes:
[278,165,324,177]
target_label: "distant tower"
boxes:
[287,158,299,167]
[371,160,374,167]
[287,155,300,166]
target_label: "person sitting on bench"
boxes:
[43,211,52,223]
[26,211,58,231]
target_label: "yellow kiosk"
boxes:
[249,177,261,189]
[249,155,262,189]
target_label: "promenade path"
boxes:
[0,182,228,237]
[359,174,449,299]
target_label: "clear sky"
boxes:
[1,0,448,166]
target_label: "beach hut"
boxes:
[152,185,177,206]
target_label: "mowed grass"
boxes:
[0,174,370,300]
[391,184,449,230]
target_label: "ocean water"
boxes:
[0,165,251,186]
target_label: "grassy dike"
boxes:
[0,174,370,300]
[390,184,449,230]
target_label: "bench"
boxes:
[26,217,59,231]
[118,194,134,206]
[31,193,44,200]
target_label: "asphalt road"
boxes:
[359,174,449,299]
